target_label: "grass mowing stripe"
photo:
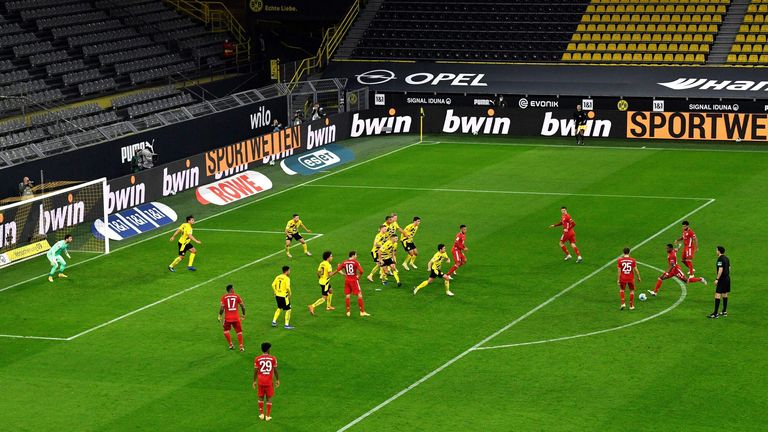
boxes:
[428,139,768,154]
[64,234,323,341]
[0,140,423,294]
[336,199,715,432]
[474,261,687,351]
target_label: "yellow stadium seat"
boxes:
[622,53,633,61]
[757,15,765,23]
[704,34,714,43]
[636,5,646,13]
[612,53,623,61]
[675,53,685,62]
[583,52,593,61]
[693,33,704,42]
[735,34,745,43]
[597,43,607,51]
[696,54,706,63]
[760,54,768,64]
[577,42,587,51]
[643,53,653,62]
[562,53,572,61]
[648,43,658,52]
[617,42,627,51]
[664,53,674,62]
[742,44,752,53]
[587,43,597,51]
[749,54,759,63]
[645,24,654,32]
[683,34,693,42]
[652,34,662,42]
[754,45,764,53]
[607,43,617,51]
[632,53,643,61]
[727,54,737,63]
[685,53,695,63]
[748,4,757,13]
[593,52,603,61]
[738,54,748,63]
[572,53,583,61]
[758,35,767,43]
[653,53,664,62]
[746,34,757,43]
[745,15,754,23]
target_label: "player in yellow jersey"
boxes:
[285,213,312,258]
[386,213,405,238]
[168,215,202,272]
[413,243,454,297]
[366,224,389,282]
[309,251,335,315]
[271,266,294,329]
[401,216,421,271]
[378,234,401,287]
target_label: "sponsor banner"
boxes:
[92,202,178,241]
[247,0,354,21]
[350,107,416,138]
[203,125,303,177]
[280,144,354,175]
[0,239,50,267]
[626,111,768,141]
[325,60,768,99]
[196,171,273,206]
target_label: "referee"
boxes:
[708,246,730,319]
[573,104,587,145]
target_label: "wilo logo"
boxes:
[0,213,17,248]
[163,159,200,196]
[540,112,612,137]
[350,108,412,137]
[443,108,511,135]
[106,175,146,214]
[307,118,337,149]
[38,193,85,235]
[120,139,155,163]
[249,105,272,130]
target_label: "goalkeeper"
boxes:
[47,234,73,282]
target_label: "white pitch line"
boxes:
[428,139,768,154]
[474,262,686,351]
[194,229,324,235]
[63,234,323,341]
[306,184,714,202]
[0,139,423,294]
[336,199,715,432]
[0,334,69,341]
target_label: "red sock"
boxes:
[629,291,635,307]
[258,400,264,414]
[684,260,694,275]
[345,297,351,312]
[620,290,625,304]
[447,264,458,275]
[266,402,272,416]
[572,246,581,257]
[654,279,662,293]
[236,332,243,347]
[560,245,569,255]
[357,297,365,312]
[223,330,232,346]
[688,277,702,283]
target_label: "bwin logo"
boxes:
[107,175,146,214]
[38,194,85,235]
[163,159,200,196]
[307,118,337,149]
[0,213,17,248]
[442,109,511,135]
[350,109,412,137]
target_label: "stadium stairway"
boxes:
[335,0,385,59]
[708,0,751,63]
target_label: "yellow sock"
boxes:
[368,265,379,277]
[415,280,429,292]
[312,298,325,308]
[379,268,386,280]
[169,256,182,268]
[327,293,333,308]
[393,269,400,284]
[411,255,417,265]
[285,310,292,325]
[272,309,281,323]
[302,243,308,253]
[188,252,196,267]
[445,280,450,291]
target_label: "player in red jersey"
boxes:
[332,250,371,317]
[446,225,468,276]
[253,342,279,422]
[649,244,707,297]
[218,284,246,351]
[549,206,582,263]
[617,247,641,310]
[675,220,698,277]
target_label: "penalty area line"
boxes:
[474,261,686,351]
[335,199,715,432]
[194,229,325,236]
[0,334,69,341]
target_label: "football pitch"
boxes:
[1,134,766,431]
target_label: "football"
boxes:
[639,293,647,301]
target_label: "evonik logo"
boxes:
[38,194,85,235]
[249,105,272,130]
[106,175,146,214]
[163,160,200,196]
[659,78,768,92]
[350,110,412,137]
[442,109,510,135]
[540,112,612,137]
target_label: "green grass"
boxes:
[1,134,767,431]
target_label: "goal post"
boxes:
[0,177,109,268]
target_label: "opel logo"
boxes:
[518,98,529,109]
[356,69,396,86]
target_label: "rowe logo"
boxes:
[249,105,272,129]
[298,149,340,170]
[443,108,511,135]
[163,159,200,196]
[0,213,17,248]
[196,171,272,206]
[106,175,146,214]
[540,112,612,137]
[659,78,768,92]
[38,193,85,235]
[350,109,412,137]
[307,118,337,149]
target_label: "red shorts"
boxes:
[661,266,686,281]
[619,281,635,290]
[344,279,361,296]
[258,384,274,398]
[223,320,242,333]
[682,248,694,261]
[452,249,466,264]
[560,230,576,244]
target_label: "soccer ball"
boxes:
[472,131,478,136]
[639,293,647,301]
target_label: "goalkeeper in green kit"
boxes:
[47,234,73,282]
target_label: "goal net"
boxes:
[0,178,108,267]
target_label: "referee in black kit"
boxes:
[708,246,731,319]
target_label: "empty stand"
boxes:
[727,0,768,64]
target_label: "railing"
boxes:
[164,0,252,64]
[286,0,360,89]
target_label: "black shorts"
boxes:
[286,233,303,242]
[381,257,394,267]
[320,282,331,296]
[429,269,444,279]
[716,279,731,294]
[402,241,416,251]
[178,241,193,256]
[371,251,379,263]
[275,296,291,310]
